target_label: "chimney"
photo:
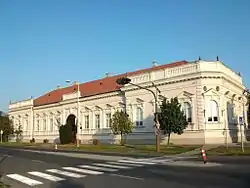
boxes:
[152,60,158,67]
[105,72,110,77]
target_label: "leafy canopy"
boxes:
[0,112,14,136]
[111,110,133,135]
[158,97,188,137]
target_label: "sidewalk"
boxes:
[0,145,163,158]
[18,148,138,161]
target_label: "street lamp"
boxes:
[116,77,161,152]
[240,88,250,152]
[66,80,80,148]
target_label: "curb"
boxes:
[160,160,222,167]
[0,146,165,159]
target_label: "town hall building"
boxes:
[8,58,249,145]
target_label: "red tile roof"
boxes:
[34,61,189,107]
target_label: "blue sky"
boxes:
[1,0,250,112]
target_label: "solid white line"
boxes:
[110,173,144,180]
[46,169,86,178]
[28,171,65,182]
[93,163,132,169]
[107,161,143,167]
[62,167,103,175]
[78,165,118,172]
[118,159,156,165]
[6,174,43,186]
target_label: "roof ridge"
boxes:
[33,60,189,107]
[78,60,189,86]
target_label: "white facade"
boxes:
[8,60,249,145]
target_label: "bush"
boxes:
[43,139,49,144]
[30,138,35,143]
[93,139,100,145]
[59,124,72,144]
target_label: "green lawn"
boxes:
[0,142,199,156]
[206,146,250,156]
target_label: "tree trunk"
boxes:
[167,132,171,146]
[120,132,124,145]
[124,134,127,145]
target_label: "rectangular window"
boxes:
[95,114,100,128]
[36,119,39,131]
[25,119,28,131]
[85,115,89,129]
[43,118,46,131]
[106,113,111,127]
[136,107,143,127]
[50,118,53,131]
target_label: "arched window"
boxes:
[207,100,219,122]
[136,107,143,127]
[183,102,192,122]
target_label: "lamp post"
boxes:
[241,88,250,152]
[116,77,161,152]
[66,80,80,148]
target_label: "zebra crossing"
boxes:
[5,159,156,187]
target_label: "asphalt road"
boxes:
[0,147,249,188]
[187,155,250,165]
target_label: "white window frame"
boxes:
[36,119,40,131]
[95,114,100,129]
[106,113,111,128]
[207,100,219,122]
[136,107,143,127]
[50,117,53,131]
[43,118,46,131]
[182,102,192,123]
[85,115,89,129]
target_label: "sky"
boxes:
[0,0,250,112]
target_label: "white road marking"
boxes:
[31,159,45,163]
[110,173,144,180]
[107,161,143,167]
[62,167,103,175]
[4,154,12,157]
[46,169,85,178]
[28,171,65,182]
[6,174,43,186]
[78,165,118,172]
[93,163,131,169]
[118,159,156,165]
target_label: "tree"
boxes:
[59,115,76,144]
[0,112,14,142]
[59,124,72,144]
[110,110,133,145]
[14,124,23,142]
[158,97,188,146]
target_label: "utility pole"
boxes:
[116,77,161,152]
